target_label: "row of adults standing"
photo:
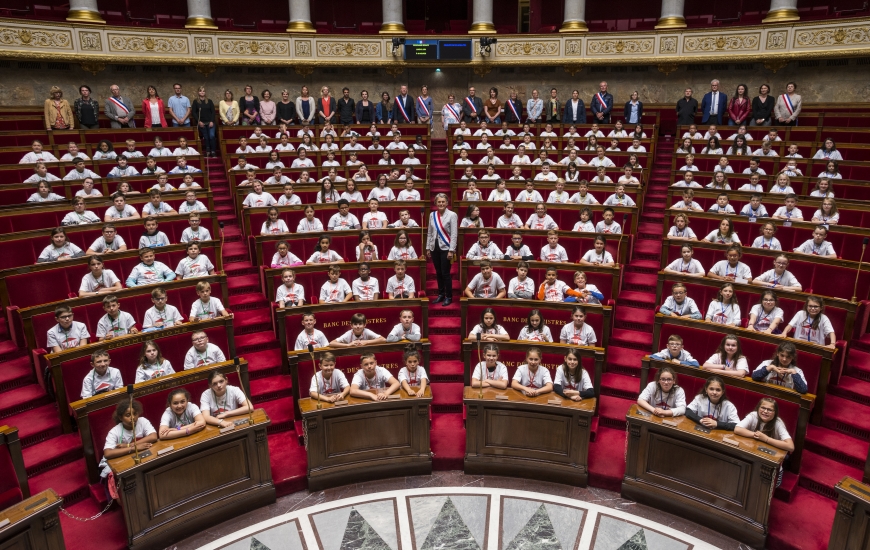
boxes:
[676,80,801,127]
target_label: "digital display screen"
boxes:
[438,40,473,60]
[404,40,438,60]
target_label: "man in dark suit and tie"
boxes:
[461,87,483,124]
[676,87,698,126]
[562,90,586,124]
[590,81,614,124]
[392,85,416,124]
[701,79,728,125]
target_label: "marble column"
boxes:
[185,0,217,29]
[287,0,315,32]
[67,0,105,24]
[560,0,587,32]
[655,0,686,29]
[763,0,800,22]
[468,0,496,34]
[379,0,407,34]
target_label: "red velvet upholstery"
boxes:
[662,242,870,301]
[85,370,242,467]
[255,231,424,267]
[0,218,204,270]
[0,186,40,206]
[464,302,605,344]
[0,443,23,510]
[0,166,59,185]
[57,323,231,419]
[652,323,824,395]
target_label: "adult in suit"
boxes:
[392,85,416,124]
[461,86,483,124]
[701,79,728,125]
[426,193,458,307]
[503,90,524,124]
[316,86,337,125]
[544,88,561,123]
[562,90,586,124]
[105,84,136,129]
[355,90,376,125]
[624,91,643,125]
[295,86,317,125]
[590,81,614,124]
[676,88,698,126]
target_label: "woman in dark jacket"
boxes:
[624,91,643,125]
[356,90,377,124]
[276,89,297,126]
[376,91,392,124]
[191,86,217,157]
[239,84,260,126]
[750,84,774,127]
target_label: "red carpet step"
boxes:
[805,424,868,469]
[430,412,465,470]
[4,403,63,448]
[268,432,308,498]
[29,458,89,506]
[60,498,129,550]
[797,450,862,500]
[22,433,83,477]
[767,487,835,550]
[0,356,33,392]
[820,394,870,440]
[0,384,51,419]
[587,426,626,492]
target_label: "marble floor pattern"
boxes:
[182,474,740,550]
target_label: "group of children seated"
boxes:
[274,260,416,307]
[76,331,227,400]
[677,125,846,161]
[293,310,421,350]
[659,281,836,348]
[49,280,229,356]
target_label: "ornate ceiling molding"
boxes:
[0,16,869,67]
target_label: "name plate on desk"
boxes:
[662,419,678,427]
[547,399,562,405]
[220,425,235,434]
[0,518,10,530]
[386,394,401,400]
[157,445,175,456]
[495,394,509,400]
[334,400,348,406]
[722,437,740,447]
[635,409,650,417]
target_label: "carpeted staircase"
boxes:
[1,135,865,549]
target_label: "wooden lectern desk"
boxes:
[830,476,870,549]
[300,389,432,491]
[463,387,595,487]
[0,490,64,550]
[109,409,274,550]
[623,405,786,549]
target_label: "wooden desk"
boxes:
[109,409,274,550]
[463,387,595,487]
[299,389,432,491]
[623,404,786,549]
[0,490,64,550]
[830,476,870,549]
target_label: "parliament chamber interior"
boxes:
[3,1,870,549]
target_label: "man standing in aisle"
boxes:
[426,193,457,307]
[676,87,698,126]
[105,85,136,128]
[393,85,416,124]
[168,84,191,127]
[591,81,613,124]
[701,79,727,125]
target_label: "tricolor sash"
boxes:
[465,96,478,115]
[595,93,608,109]
[107,96,130,114]
[432,211,450,246]
[446,103,461,122]
[506,100,520,121]
[417,96,430,117]
[396,97,410,122]
[781,94,795,115]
